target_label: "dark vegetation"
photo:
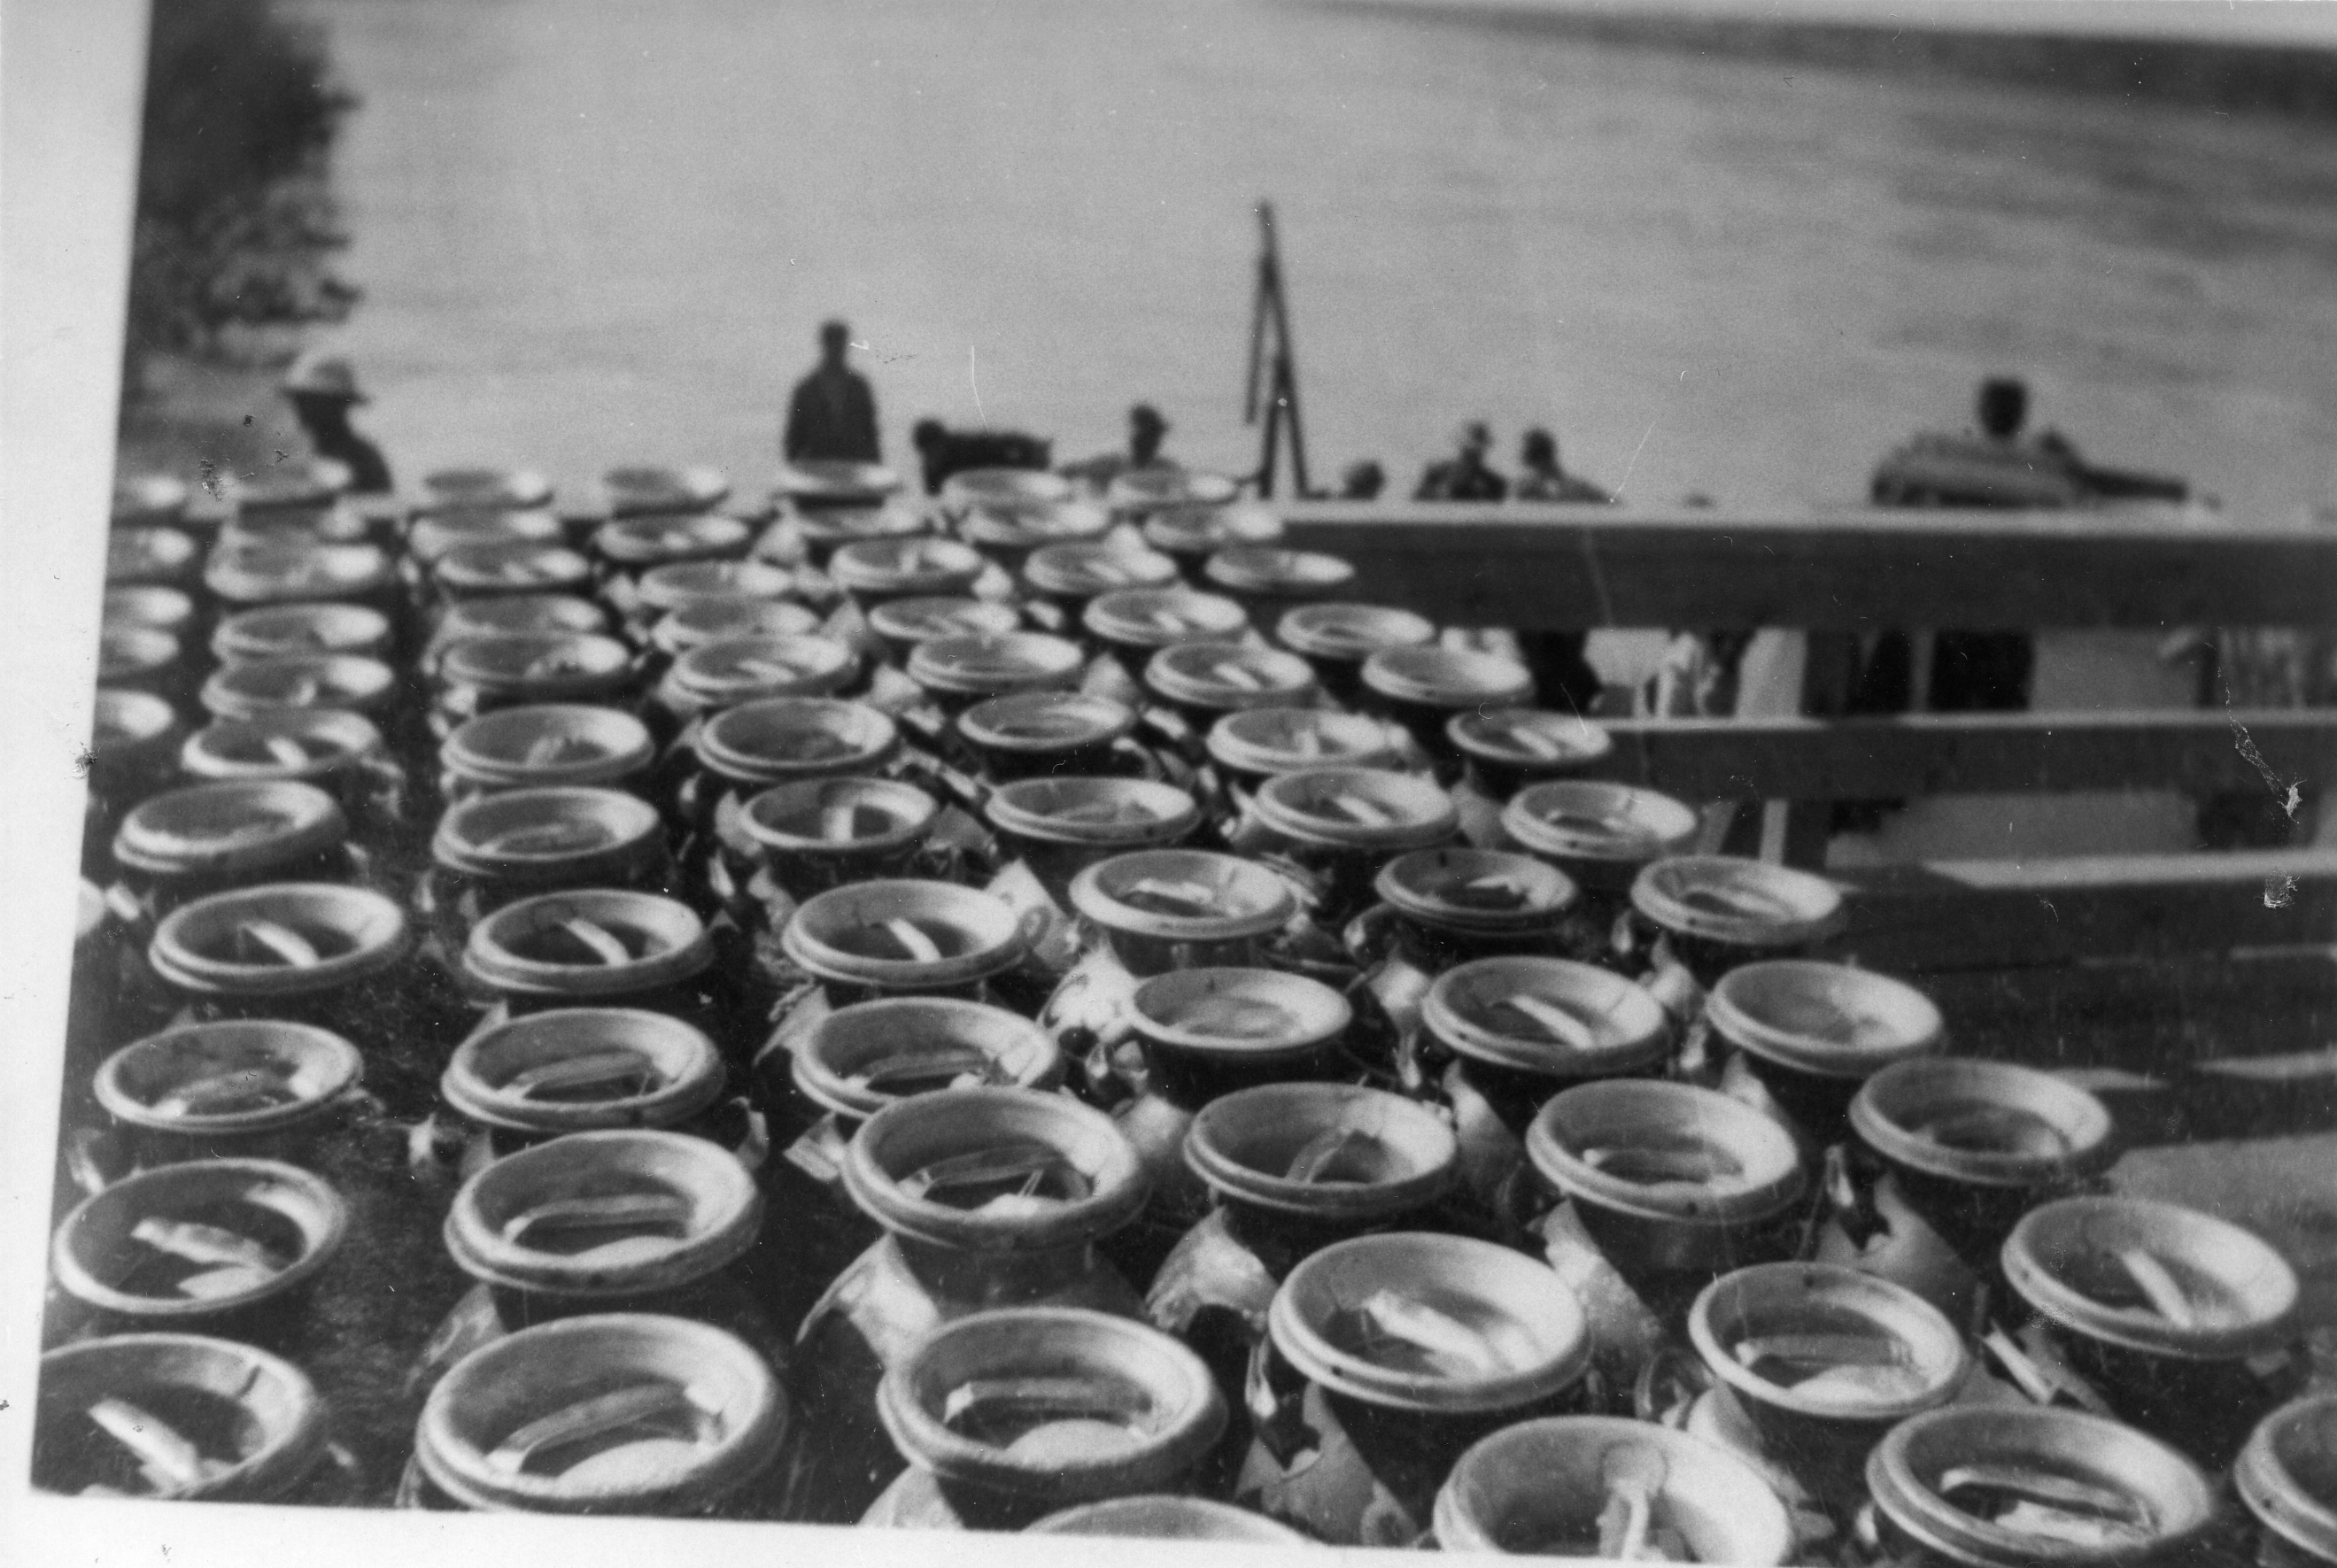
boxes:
[1343,1,2337,123]
[123,0,360,402]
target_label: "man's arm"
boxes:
[782,380,809,461]
[849,374,881,462]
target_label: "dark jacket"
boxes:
[312,429,392,496]
[784,366,881,463]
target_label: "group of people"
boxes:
[1337,421,1613,506]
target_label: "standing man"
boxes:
[784,319,882,464]
[282,351,391,495]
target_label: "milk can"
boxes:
[956,498,1115,580]
[425,591,608,669]
[177,709,404,843]
[1450,706,1616,799]
[1111,470,1242,518]
[113,474,192,527]
[634,558,795,623]
[429,630,637,739]
[1867,1405,2217,1568]
[1203,707,1401,807]
[1273,601,1437,708]
[106,780,352,923]
[1140,500,1282,580]
[679,696,899,837]
[436,1008,736,1181]
[1201,546,1358,628]
[198,653,400,732]
[2238,1395,2337,1568]
[589,514,754,617]
[437,703,658,804]
[35,1333,344,1502]
[2000,1195,2302,1468]
[1522,1079,1807,1333]
[1082,587,1251,686]
[205,540,398,619]
[987,777,1203,907]
[108,525,202,591]
[144,882,415,1048]
[1846,1057,2116,1289]
[783,1085,1150,1523]
[105,583,201,643]
[1022,540,1180,630]
[647,596,823,668]
[99,623,191,707]
[780,498,930,571]
[956,691,1141,783]
[432,539,596,608]
[1500,779,1700,965]
[461,889,733,1048]
[1358,646,1536,778]
[1143,642,1320,753]
[1026,1495,1309,1541]
[944,466,1076,514]
[1104,967,1356,1271]
[1417,955,1673,1202]
[405,1313,788,1516]
[1237,1231,1593,1547]
[830,537,987,616]
[649,633,858,740]
[422,786,676,952]
[1433,1416,1795,1563]
[212,602,394,667]
[1706,960,1944,1147]
[421,465,553,513]
[1149,1083,1461,1489]
[87,689,186,869]
[406,506,565,573]
[67,880,119,1104]
[753,997,1063,1334]
[1684,1263,1969,1510]
[82,1020,366,1193]
[906,632,1086,727]
[1629,855,1848,993]
[1239,766,1459,930]
[863,1307,1227,1530]
[738,776,939,907]
[412,1129,779,1396]
[600,463,732,518]
[48,1156,349,1352]
[778,457,904,512]
[864,596,1023,664]
[1064,847,1296,980]
[779,878,1030,1008]
[1359,846,1579,977]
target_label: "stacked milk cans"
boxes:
[41,453,2334,1564]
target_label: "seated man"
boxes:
[1414,421,1506,501]
[910,419,1054,497]
[1061,403,1177,488]
[282,352,391,496]
[1514,427,1611,504]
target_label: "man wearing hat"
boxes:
[1063,402,1178,488]
[784,320,883,465]
[281,351,391,494]
[1414,421,1506,501]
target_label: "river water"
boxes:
[315,0,2337,524]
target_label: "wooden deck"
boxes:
[1281,498,2337,1309]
